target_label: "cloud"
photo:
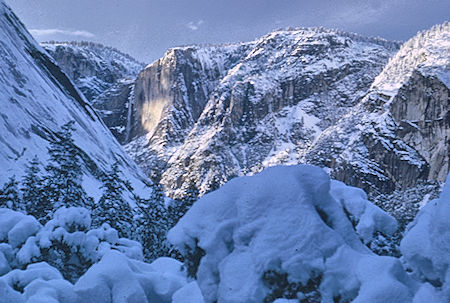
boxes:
[186,20,204,31]
[29,29,95,38]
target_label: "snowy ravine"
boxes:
[0,0,151,200]
[42,42,145,144]
[1,165,449,302]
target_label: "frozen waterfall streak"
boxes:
[125,84,135,143]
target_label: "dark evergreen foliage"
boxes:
[263,270,323,303]
[134,183,171,260]
[21,156,51,222]
[43,121,92,210]
[0,176,21,211]
[92,161,133,237]
[168,180,199,225]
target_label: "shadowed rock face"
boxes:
[42,42,144,144]
[391,71,449,182]
[305,71,449,196]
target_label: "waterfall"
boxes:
[125,83,135,143]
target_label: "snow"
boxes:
[401,174,450,301]
[0,207,203,302]
[0,0,152,206]
[74,251,192,303]
[372,22,450,95]
[172,281,205,303]
[330,180,397,243]
[168,165,413,302]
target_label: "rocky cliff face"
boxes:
[303,23,449,196]
[42,41,143,100]
[145,28,400,197]
[42,41,144,144]
[0,1,151,200]
[125,44,253,176]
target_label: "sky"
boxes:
[5,0,449,63]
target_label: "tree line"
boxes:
[0,121,198,261]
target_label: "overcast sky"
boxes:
[5,0,449,63]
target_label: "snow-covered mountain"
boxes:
[0,0,150,200]
[118,24,447,204]
[42,42,144,143]
[303,23,449,196]
[123,28,399,196]
[42,41,144,101]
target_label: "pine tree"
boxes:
[92,161,133,238]
[169,179,199,224]
[43,121,92,210]
[207,175,221,193]
[0,176,21,211]
[21,156,51,222]
[134,182,171,260]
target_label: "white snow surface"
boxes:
[0,1,151,202]
[168,165,412,303]
[0,206,202,302]
[372,22,450,94]
[401,173,450,302]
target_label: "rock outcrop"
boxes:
[304,23,449,196]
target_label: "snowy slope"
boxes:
[152,28,399,197]
[372,22,450,94]
[0,1,150,200]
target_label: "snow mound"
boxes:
[75,250,187,303]
[401,174,450,302]
[0,250,200,303]
[0,207,204,302]
[169,165,409,302]
[0,207,143,280]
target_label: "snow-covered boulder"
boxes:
[168,165,411,302]
[401,174,450,302]
[0,250,200,303]
[75,251,195,303]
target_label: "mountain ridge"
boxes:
[0,0,151,201]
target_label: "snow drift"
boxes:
[0,207,203,302]
[169,165,449,302]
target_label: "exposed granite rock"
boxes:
[153,28,400,197]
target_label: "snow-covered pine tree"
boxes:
[92,161,133,238]
[21,156,52,222]
[168,179,199,225]
[0,176,22,211]
[43,121,92,210]
[207,175,221,193]
[134,183,171,260]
